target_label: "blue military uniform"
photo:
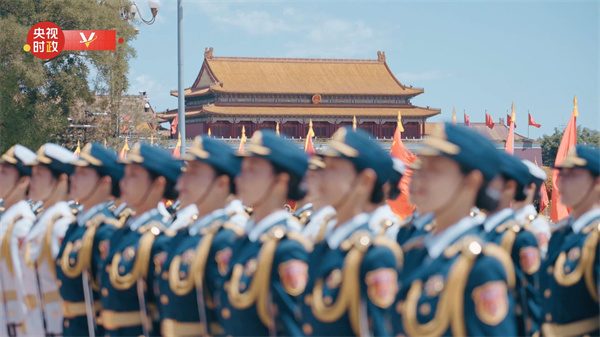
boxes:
[99,143,182,336]
[396,211,434,247]
[56,143,124,336]
[156,136,245,336]
[540,145,600,337]
[479,152,542,336]
[301,128,402,336]
[392,123,518,336]
[219,130,312,336]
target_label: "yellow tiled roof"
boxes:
[192,53,424,96]
[424,122,529,141]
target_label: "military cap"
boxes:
[120,142,183,185]
[417,123,500,180]
[0,144,36,176]
[72,142,124,183]
[522,160,547,184]
[30,143,77,175]
[324,127,393,186]
[181,136,241,178]
[497,151,531,187]
[555,145,600,175]
[389,157,405,184]
[239,129,309,178]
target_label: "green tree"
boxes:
[539,126,600,166]
[0,0,137,153]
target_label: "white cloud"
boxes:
[193,2,384,58]
[128,72,169,110]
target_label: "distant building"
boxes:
[158,48,440,139]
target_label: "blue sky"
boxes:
[125,0,599,139]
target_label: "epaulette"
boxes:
[372,235,403,268]
[340,230,373,252]
[222,221,245,237]
[286,231,313,252]
[402,237,424,253]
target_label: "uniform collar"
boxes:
[414,212,434,230]
[571,208,600,234]
[327,213,370,250]
[246,210,290,242]
[77,202,108,226]
[224,199,244,215]
[188,208,226,235]
[169,204,199,231]
[513,204,537,223]
[483,208,514,233]
[128,208,160,231]
[424,216,478,259]
[295,203,313,216]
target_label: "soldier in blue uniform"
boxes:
[479,151,542,336]
[157,136,244,337]
[301,155,336,243]
[219,130,312,336]
[392,123,518,336]
[516,160,552,258]
[540,145,600,337]
[301,127,402,337]
[370,158,404,238]
[56,143,124,336]
[0,145,37,337]
[99,143,182,336]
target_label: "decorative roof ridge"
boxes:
[204,47,387,64]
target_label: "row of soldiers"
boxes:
[0,123,597,336]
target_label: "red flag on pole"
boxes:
[505,103,516,155]
[173,133,181,158]
[528,113,541,128]
[304,120,316,156]
[464,112,470,126]
[171,114,178,136]
[551,96,578,222]
[507,114,517,129]
[388,113,417,219]
[485,113,495,129]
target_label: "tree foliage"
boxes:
[0,0,137,153]
[539,126,600,166]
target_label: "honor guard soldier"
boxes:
[541,145,600,337]
[516,160,552,258]
[392,123,518,336]
[157,136,244,336]
[0,145,37,337]
[21,144,78,336]
[301,127,402,337]
[371,157,405,238]
[219,130,311,336]
[56,143,124,336]
[99,143,182,336]
[301,155,336,243]
[479,151,542,336]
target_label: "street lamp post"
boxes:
[177,0,186,155]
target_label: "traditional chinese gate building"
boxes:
[158,48,440,139]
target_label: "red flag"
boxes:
[119,137,130,160]
[551,97,578,222]
[505,106,516,155]
[485,113,495,129]
[388,123,418,219]
[528,113,541,128]
[171,114,178,136]
[507,114,517,129]
[464,113,470,126]
[173,134,181,158]
[539,178,549,213]
[305,136,316,156]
